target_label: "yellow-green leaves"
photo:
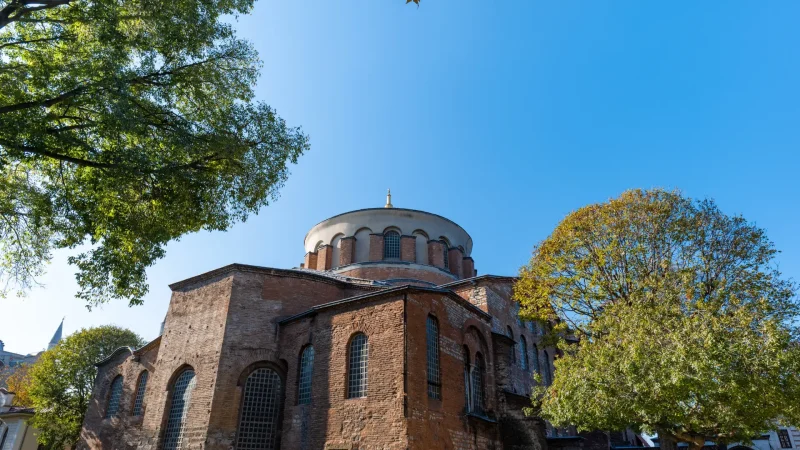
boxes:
[514,189,799,444]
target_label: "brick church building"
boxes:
[79,193,629,450]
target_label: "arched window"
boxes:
[519,336,529,371]
[163,368,197,450]
[532,344,540,375]
[542,350,552,385]
[297,346,314,405]
[471,353,486,415]
[426,315,441,399]
[507,326,516,364]
[0,420,9,449]
[383,231,400,260]
[236,367,283,450]
[105,375,123,418]
[132,371,149,416]
[463,347,471,410]
[347,333,368,398]
[442,241,449,270]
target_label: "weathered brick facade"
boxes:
[79,206,573,450]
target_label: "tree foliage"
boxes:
[26,326,144,449]
[514,189,800,448]
[2,362,33,406]
[0,0,309,306]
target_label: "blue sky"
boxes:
[5,1,800,354]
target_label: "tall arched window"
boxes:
[471,353,486,415]
[463,347,471,411]
[383,231,400,259]
[132,371,149,416]
[542,350,552,385]
[297,346,314,405]
[105,375,123,418]
[163,368,197,450]
[442,241,449,270]
[507,326,516,364]
[347,333,369,398]
[532,344,541,375]
[519,336,529,371]
[236,367,283,450]
[426,315,441,399]
[0,420,7,449]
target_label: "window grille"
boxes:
[162,369,197,450]
[463,347,471,411]
[507,326,516,364]
[442,242,449,269]
[235,368,283,450]
[426,316,441,399]
[133,371,149,416]
[383,231,400,259]
[0,423,8,448]
[471,353,486,415]
[532,344,541,375]
[105,375,123,418]
[779,430,793,448]
[542,350,552,385]
[520,336,529,371]
[298,346,314,405]
[347,333,369,398]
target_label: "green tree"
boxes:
[27,326,144,449]
[514,189,800,449]
[0,0,309,306]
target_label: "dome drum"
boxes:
[302,207,476,283]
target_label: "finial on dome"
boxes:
[385,188,393,208]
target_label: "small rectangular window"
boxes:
[779,430,792,449]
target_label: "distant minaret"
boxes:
[384,189,393,208]
[47,318,64,350]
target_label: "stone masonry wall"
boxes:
[405,291,501,450]
[79,340,160,450]
[279,295,408,450]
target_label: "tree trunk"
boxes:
[657,429,678,450]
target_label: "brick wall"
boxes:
[400,235,416,263]
[368,234,384,262]
[339,237,356,266]
[79,339,160,450]
[404,291,501,450]
[305,252,318,271]
[279,295,408,450]
[317,245,333,270]
[428,240,445,269]
[448,247,464,279]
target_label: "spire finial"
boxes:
[385,188,393,208]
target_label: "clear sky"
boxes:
[4,1,800,354]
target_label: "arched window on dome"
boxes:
[162,368,197,450]
[383,230,400,260]
[105,375,123,418]
[236,366,283,449]
[331,234,343,269]
[519,335,529,371]
[297,346,314,405]
[132,371,149,416]
[441,240,450,270]
[347,333,369,398]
